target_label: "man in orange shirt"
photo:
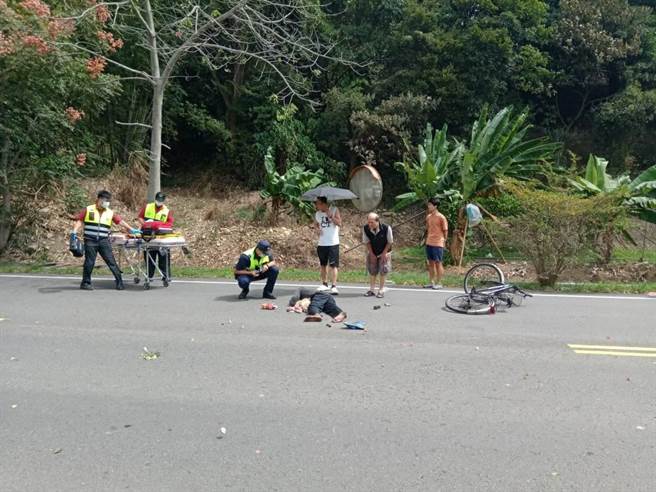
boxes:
[424,197,448,289]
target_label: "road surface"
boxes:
[1,274,655,491]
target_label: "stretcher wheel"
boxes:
[163,278,169,288]
[144,283,150,290]
[134,277,140,284]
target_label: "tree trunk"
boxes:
[270,196,281,225]
[449,206,467,265]
[145,0,161,202]
[599,227,614,265]
[0,138,12,252]
[148,83,163,201]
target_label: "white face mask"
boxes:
[101,200,110,209]
[155,200,164,207]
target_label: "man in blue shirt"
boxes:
[234,240,279,299]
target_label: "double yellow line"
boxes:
[568,344,656,358]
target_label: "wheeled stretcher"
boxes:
[110,233,187,290]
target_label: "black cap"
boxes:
[155,191,166,201]
[256,240,271,254]
[97,190,112,200]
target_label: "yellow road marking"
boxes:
[568,344,656,352]
[573,350,656,358]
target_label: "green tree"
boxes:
[0,0,120,252]
[449,106,560,263]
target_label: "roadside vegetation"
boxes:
[1,0,655,293]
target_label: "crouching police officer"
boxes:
[234,240,279,299]
[72,190,139,290]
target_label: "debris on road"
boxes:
[373,305,381,310]
[217,427,227,439]
[141,347,160,360]
[343,321,366,331]
[636,425,645,430]
[384,303,391,307]
[10,356,17,361]
[11,404,18,409]
[53,448,63,455]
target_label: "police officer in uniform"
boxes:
[72,190,139,290]
[234,240,279,299]
[137,191,173,282]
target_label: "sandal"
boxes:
[364,290,375,297]
[376,291,384,298]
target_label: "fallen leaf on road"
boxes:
[141,347,160,360]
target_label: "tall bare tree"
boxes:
[66,0,350,200]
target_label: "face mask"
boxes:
[101,200,110,209]
[155,201,164,207]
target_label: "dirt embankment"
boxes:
[1,180,424,271]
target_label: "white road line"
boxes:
[0,273,653,301]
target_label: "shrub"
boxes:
[508,186,625,287]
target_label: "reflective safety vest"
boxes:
[83,204,114,240]
[144,202,169,222]
[242,248,270,270]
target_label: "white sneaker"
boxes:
[317,284,330,291]
[432,284,443,290]
[330,286,339,295]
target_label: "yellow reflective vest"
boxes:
[144,202,169,222]
[83,205,114,240]
[242,248,270,270]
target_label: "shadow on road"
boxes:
[38,283,139,293]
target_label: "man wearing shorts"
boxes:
[314,197,341,295]
[362,212,393,298]
[425,197,448,289]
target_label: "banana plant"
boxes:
[449,106,560,263]
[394,123,464,210]
[569,154,656,261]
[260,147,332,222]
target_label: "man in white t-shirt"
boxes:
[314,196,341,295]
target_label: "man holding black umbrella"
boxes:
[314,197,342,295]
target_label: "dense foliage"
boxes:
[2,0,656,256]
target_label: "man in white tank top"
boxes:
[314,197,341,295]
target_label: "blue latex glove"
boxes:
[130,228,141,235]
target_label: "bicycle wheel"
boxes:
[445,294,493,315]
[464,263,505,293]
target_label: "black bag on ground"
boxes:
[69,233,83,257]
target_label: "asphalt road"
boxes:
[1,274,655,491]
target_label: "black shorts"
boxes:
[317,245,339,267]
